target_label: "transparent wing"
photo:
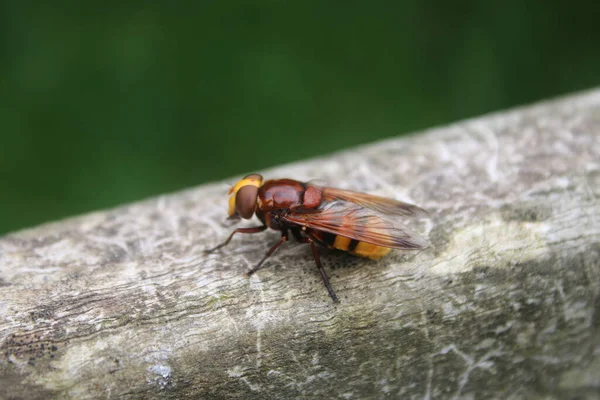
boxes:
[283,201,428,250]
[311,184,430,219]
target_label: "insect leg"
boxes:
[204,225,267,254]
[246,230,288,276]
[290,227,304,242]
[298,237,339,303]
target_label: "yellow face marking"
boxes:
[354,242,391,260]
[228,176,262,216]
[333,236,352,251]
[228,194,237,216]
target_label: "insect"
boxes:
[204,174,429,302]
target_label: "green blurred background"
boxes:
[1,2,599,235]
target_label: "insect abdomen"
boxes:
[308,230,391,260]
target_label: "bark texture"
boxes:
[1,90,599,399]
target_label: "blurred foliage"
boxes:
[1,2,599,234]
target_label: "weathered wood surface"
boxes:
[1,90,600,399]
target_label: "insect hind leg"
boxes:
[297,236,339,303]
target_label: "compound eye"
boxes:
[235,185,259,219]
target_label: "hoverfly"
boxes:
[205,174,429,303]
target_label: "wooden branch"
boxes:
[1,89,599,399]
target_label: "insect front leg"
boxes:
[246,230,288,276]
[204,225,267,254]
[297,236,339,303]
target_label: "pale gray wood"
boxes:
[1,89,599,399]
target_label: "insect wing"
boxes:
[283,201,428,250]
[311,184,430,219]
